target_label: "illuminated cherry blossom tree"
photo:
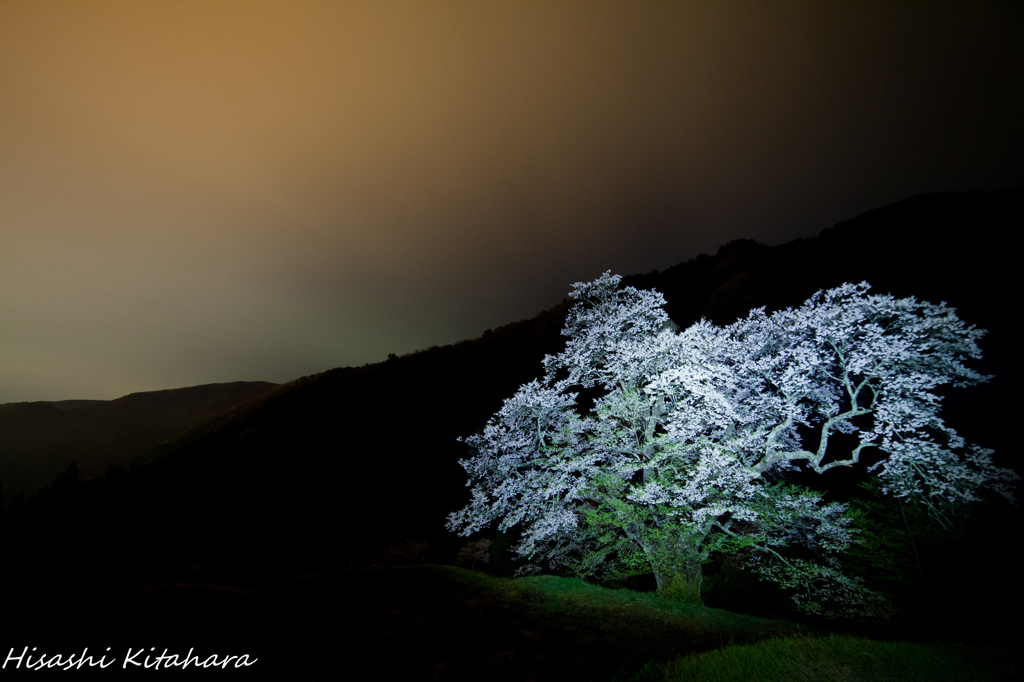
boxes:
[448,272,1017,615]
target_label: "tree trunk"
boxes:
[645,536,705,605]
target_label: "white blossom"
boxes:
[447,272,1018,614]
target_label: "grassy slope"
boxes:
[657,636,1019,682]
[131,565,1017,681]
[140,565,812,680]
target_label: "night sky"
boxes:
[1,1,1021,403]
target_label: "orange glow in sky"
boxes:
[1,1,1021,401]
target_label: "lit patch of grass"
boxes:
[512,573,803,639]
[648,635,1019,682]
[428,564,812,664]
[434,566,804,631]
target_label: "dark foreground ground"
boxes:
[3,565,810,679]
[6,564,1018,681]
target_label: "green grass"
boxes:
[430,568,1018,682]
[488,570,811,640]
[146,564,813,679]
[622,634,1020,682]
[142,565,1019,680]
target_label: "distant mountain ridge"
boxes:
[0,381,278,500]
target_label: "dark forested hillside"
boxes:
[2,189,1020,649]
[0,381,279,500]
